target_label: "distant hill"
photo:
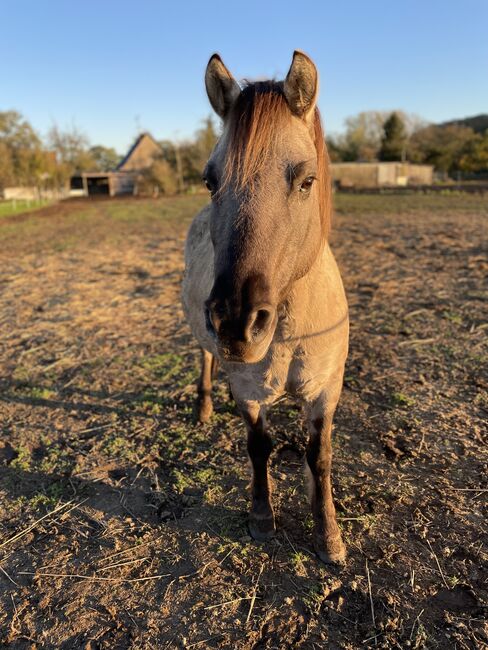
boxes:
[438,114,488,134]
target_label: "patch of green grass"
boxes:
[443,310,463,325]
[27,386,56,400]
[303,514,314,532]
[153,420,208,466]
[172,468,195,494]
[139,352,197,387]
[103,194,208,224]
[391,392,416,408]
[193,467,219,484]
[28,483,65,510]
[0,199,51,218]
[10,483,66,512]
[302,583,325,614]
[289,550,309,574]
[171,465,222,495]
[38,443,72,474]
[9,438,73,475]
[0,195,209,253]
[101,433,138,463]
[10,445,32,472]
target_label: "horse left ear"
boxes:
[284,50,318,120]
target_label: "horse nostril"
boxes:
[254,309,272,332]
[245,306,274,342]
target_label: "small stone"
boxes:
[239,535,251,543]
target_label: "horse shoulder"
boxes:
[284,244,349,402]
[182,205,216,354]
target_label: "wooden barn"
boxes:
[331,162,433,189]
[70,133,163,197]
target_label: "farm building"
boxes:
[70,132,163,197]
[331,162,433,188]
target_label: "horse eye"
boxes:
[203,178,213,192]
[299,176,315,193]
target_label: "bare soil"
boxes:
[0,195,486,649]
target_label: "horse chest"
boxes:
[227,344,329,406]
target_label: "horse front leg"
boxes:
[240,401,275,541]
[305,397,346,565]
[196,348,218,423]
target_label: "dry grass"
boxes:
[0,194,486,649]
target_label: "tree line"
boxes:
[1,109,487,196]
[328,110,488,175]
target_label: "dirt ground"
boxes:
[0,194,486,649]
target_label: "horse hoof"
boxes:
[248,516,276,542]
[316,547,347,566]
[314,539,347,566]
[197,397,213,423]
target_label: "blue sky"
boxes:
[1,0,487,154]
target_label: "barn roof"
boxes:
[116,132,163,172]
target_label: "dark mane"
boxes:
[224,81,331,238]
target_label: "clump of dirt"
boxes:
[0,196,486,649]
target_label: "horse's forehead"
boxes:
[278,120,316,160]
[211,116,315,169]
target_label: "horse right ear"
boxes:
[284,50,318,120]
[205,54,240,120]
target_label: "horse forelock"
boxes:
[222,81,331,238]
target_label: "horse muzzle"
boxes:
[205,302,277,363]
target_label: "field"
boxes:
[0,194,486,649]
[0,199,52,219]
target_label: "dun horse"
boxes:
[182,51,349,564]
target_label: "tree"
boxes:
[178,117,219,187]
[0,110,40,150]
[0,142,14,189]
[47,124,95,173]
[0,110,44,187]
[137,158,177,196]
[379,112,407,161]
[194,116,218,167]
[158,117,218,190]
[328,110,425,162]
[458,130,488,173]
[333,111,386,161]
[409,124,477,174]
[89,145,120,171]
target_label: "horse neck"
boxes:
[282,239,331,328]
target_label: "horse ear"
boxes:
[205,54,240,119]
[284,50,318,120]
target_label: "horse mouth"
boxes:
[220,351,263,364]
[216,331,274,365]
